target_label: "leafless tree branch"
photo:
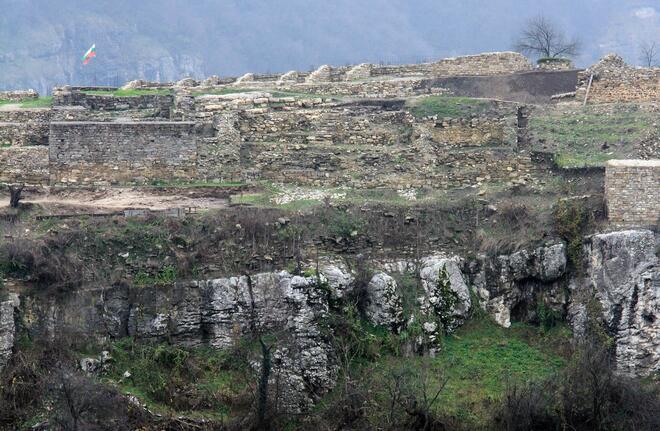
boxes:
[640,41,659,67]
[514,15,581,59]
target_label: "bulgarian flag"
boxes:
[82,44,96,65]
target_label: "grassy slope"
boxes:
[0,96,52,108]
[360,318,569,427]
[530,104,658,168]
[99,339,248,420]
[78,317,569,428]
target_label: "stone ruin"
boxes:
[0,51,657,223]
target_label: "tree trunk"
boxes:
[256,338,273,430]
[9,185,24,208]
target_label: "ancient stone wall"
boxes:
[371,52,532,78]
[577,54,660,104]
[49,121,200,185]
[414,117,513,149]
[53,87,173,117]
[0,109,51,146]
[605,159,660,227]
[0,146,49,184]
[0,89,38,101]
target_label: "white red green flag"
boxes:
[82,44,96,65]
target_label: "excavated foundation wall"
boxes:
[605,159,660,227]
[49,121,199,185]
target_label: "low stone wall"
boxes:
[605,159,660,227]
[0,146,49,184]
[49,121,200,185]
[577,54,660,104]
[536,59,574,71]
[0,89,38,101]
[371,52,532,78]
[415,117,513,148]
[0,109,51,147]
[53,87,173,117]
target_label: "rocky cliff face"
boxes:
[0,293,19,369]
[466,243,568,327]
[1,230,658,409]
[570,230,659,376]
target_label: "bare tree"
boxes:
[515,15,581,59]
[640,41,659,67]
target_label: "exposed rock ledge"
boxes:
[570,230,659,376]
[0,230,657,410]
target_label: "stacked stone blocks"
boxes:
[605,160,660,227]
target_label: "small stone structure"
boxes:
[605,159,660,227]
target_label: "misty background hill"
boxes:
[1,0,658,94]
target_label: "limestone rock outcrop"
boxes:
[365,272,404,330]
[467,243,567,327]
[570,230,659,376]
[419,257,472,331]
[0,293,19,369]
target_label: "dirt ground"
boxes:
[0,186,230,215]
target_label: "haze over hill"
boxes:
[0,0,658,94]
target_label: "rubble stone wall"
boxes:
[605,159,660,227]
[0,109,52,147]
[49,121,199,185]
[371,52,532,77]
[53,88,174,117]
[0,146,49,184]
[0,89,38,101]
[577,54,660,104]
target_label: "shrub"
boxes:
[553,199,593,272]
[536,302,560,331]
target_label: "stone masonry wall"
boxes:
[49,122,199,185]
[0,146,49,184]
[0,89,38,101]
[0,109,51,147]
[577,54,660,104]
[53,87,173,117]
[605,160,660,227]
[371,52,532,78]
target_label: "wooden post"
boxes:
[583,74,594,106]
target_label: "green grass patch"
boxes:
[353,317,569,428]
[0,97,52,108]
[435,319,567,422]
[553,152,614,168]
[19,96,53,108]
[100,338,248,420]
[134,265,177,286]
[81,88,172,97]
[406,95,492,119]
[530,105,658,167]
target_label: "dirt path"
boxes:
[6,188,230,213]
